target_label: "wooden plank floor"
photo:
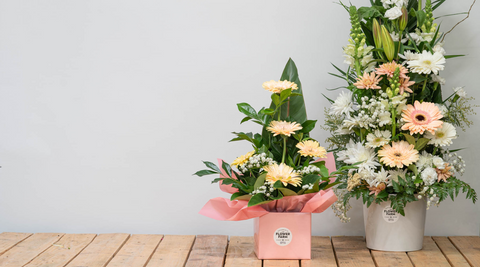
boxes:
[0,233,478,267]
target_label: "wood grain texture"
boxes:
[332,236,376,267]
[432,236,470,267]
[146,235,195,267]
[263,260,300,267]
[301,236,337,267]
[449,236,480,267]
[0,233,32,256]
[185,235,228,267]
[65,233,129,267]
[224,236,261,267]
[106,234,162,267]
[0,233,64,267]
[25,234,96,267]
[407,237,450,267]
[371,251,413,267]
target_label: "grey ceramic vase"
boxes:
[363,199,427,251]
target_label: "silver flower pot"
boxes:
[363,199,427,251]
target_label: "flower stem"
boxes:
[391,107,397,138]
[282,137,287,164]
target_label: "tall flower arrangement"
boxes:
[195,59,352,207]
[324,0,477,221]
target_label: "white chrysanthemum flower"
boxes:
[421,167,438,186]
[433,43,446,55]
[335,125,354,135]
[366,130,391,148]
[431,74,446,85]
[378,111,392,126]
[385,6,403,20]
[390,32,408,43]
[399,50,420,61]
[337,141,381,173]
[417,151,434,170]
[407,51,446,75]
[435,104,448,115]
[408,32,424,45]
[425,122,457,147]
[362,53,376,72]
[330,91,354,116]
[433,156,445,169]
[375,168,391,186]
[453,87,467,98]
[389,169,407,183]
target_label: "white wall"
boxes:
[0,0,478,236]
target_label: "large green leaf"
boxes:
[268,58,307,124]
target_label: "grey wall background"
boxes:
[0,0,478,236]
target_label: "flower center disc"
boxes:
[415,114,427,122]
[394,152,402,158]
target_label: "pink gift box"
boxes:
[254,212,311,260]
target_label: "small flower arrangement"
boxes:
[195,59,349,208]
[324,0,478,221]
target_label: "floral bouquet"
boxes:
[195,59,346,259]
[323,0,478,221]
[195,59,345,215]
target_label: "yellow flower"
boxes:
[231,151,255,167]
[267,121,303,137]
[263,163,302,187]
[296,140,327,158]
[262,80,298,94]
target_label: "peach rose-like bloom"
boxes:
[267,121,302,137]
[353,72,383,90]
[436,163,453,182]
[368,182,386,196]
[401,101,443,135]
[296,140,327,158]
[399,76,415,94]
[378,141,419,168]
[264,163,302,187]
[262,80,298,94]
[375,61,409,78]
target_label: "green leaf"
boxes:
[194,169,217,177]
[270,191,284,200]
[416,10,426,28]
[232,194,252,201]
[230,192,244,201]
[273,180,284,189]
[271,94,280,106]
[278,188,298,196]
[300,120,317,133]
[203,161,221,173]
[260,108,275,116]
[358,6,382,19]
[280,89,292,103]
[237,103,257,118]
[377,190,388,199]
[254,173,267,189]
[302,174,321,185]
[444,55,465,59]
[221,160,233,178]
[323,181,341,190]
[403,133,416,145]
[408,164,419,176]
[415,138,430,151]
[240,116,252,124]
[269,58,307,123]
[320,165,329,178]
[247,193,272,207]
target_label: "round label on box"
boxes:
[383,206,399,223]
[273,228,292,246]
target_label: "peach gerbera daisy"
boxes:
[375,61,409,79]
[353,72,383,90]
[296,140,327,158]
[262,80,298,94]
[401,101,443,135]
[436,163,453,182]
[399,76,415,94]
[231,151,255,167]
[368,182,386,196]
[378,141,419,168]
[267,121,302,137]
[263,163,302,187]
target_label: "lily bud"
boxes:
[372,19,382,48]
[399,6,408,31]
[380,25,395,61]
